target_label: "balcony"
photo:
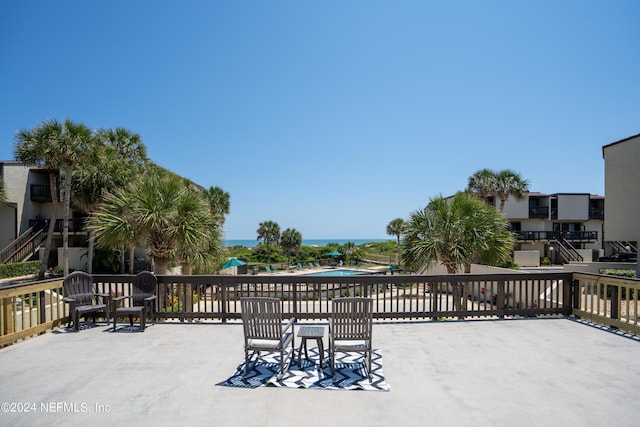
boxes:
[28,218,87,234]
[30,184,54,203]
[516,230,598,242]
[528,206,549,218]
[0,272,638,425]
[589,208,605,220]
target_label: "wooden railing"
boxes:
[0,278,68,347]
[0,226,46,264]
[2,271,638,348]
[572,272,640,335]
[93,272,574,321]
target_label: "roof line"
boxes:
[602,132,640,157]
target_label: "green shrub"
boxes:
[0,261,40,279]
[540,257,551,266]
[92,247,120,273]
[502,261,520,270]
[600,269,636,278]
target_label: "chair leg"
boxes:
[140,311,146,332]
[244,350,250,377]
[330,348,335,376]
[278,349,285,380]
[113,314,117,332]
[67,306,74,329]
[277,344,293,380]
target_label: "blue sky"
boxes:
[1,1,639,240]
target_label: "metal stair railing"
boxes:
[551,238,583,263]
[610,241,637,254]
[0,226,47,264]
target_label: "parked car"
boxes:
[598,252,638,262]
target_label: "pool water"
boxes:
[305,269,370,277]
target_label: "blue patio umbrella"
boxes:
[326,250,341,256]
[221,258,247,269]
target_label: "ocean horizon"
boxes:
[225,238,390,247]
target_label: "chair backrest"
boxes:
[131,271,157,306]
[63,271,96,305]
[331,297,373,341]
[241,297,284,340]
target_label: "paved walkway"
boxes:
[1,318,639,427]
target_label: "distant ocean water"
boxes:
[225,238,390,247]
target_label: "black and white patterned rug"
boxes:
[217,348,390,391]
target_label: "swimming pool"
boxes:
[304,269,371,277]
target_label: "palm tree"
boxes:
[403,192,514,311]
[458,195,515,273]
[467,168,529,212]
[467,168,497,203]
[72,127,148,273]
[206,186,230,224]
[494,169,529,212]
[87,186,141,274]
[129,171,184,274]
[15,119,95,276]
[189,220,224,274]
[90,169,223,275]
[173,185,220,275]
[55,120,95,275]
[15,120,64,278]
[386,218,405,264]
[280,228,302,262]
[340,241,357,264]
[257,221,281,264]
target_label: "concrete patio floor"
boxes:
[1,318,639,427]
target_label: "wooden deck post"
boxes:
[610,285,620,320]
[497,280,505,319]
[2,297,14,335]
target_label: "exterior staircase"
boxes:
[551,237,583,263]
[0,226,46,264]
[610,241,637,254]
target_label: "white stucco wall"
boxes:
[582,219,604,250]
[2,163,30,236]
[1,163,52,238]
[603,136,640,242]
[557,194,589,221]
[514,250,540,267]
[519,220,547,232]
[0,204,17,249]
[57,247,88,271]
[502,196,529,219]
[517,242,546,254]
